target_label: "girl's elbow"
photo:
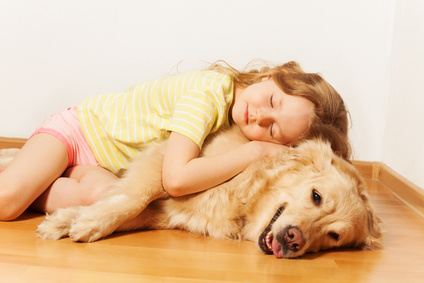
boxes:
[162,177,185,197]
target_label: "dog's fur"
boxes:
[1,126,382,258]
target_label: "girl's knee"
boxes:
[63,165,118,206]
[83,183,115,206]
[0,190,24,221]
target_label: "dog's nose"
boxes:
[285,227,305,251]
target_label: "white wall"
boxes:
[382,0,424,189]
[1,0,422,189]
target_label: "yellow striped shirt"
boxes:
[78,70,234,174]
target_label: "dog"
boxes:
[1,126,382,258]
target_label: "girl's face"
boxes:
[231,79,314,145]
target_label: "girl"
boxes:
[0,61,351,221]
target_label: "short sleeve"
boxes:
[166,88,219,148]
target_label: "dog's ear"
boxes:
[358,181,383,250]
[361,216,383,250]
[291,139,334,172]
[365,207,383,249]
[362,225,383,250]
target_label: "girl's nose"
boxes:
[256,109,272,127]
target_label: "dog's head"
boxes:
[255,139,382,259]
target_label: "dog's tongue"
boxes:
[272,237,283,258]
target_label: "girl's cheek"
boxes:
[240,127,255,141]
[246,127,267,142]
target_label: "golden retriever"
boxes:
[2,126,382,258]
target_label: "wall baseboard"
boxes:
[0,137,27,149]
[353,161,424,218]
[378,163,424,218]
[351,160,381,181]
[1,137,423,218]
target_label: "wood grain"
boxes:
[1,138,424,281]
[1,181,424,282]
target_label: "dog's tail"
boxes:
[0,148,20,169]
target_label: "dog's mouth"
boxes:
[258,206,284,258]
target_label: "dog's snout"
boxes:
[284,227,305,251]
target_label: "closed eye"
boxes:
[269,95,274,136]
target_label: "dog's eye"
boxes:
[312,190,321,205]
[329,232,340,241]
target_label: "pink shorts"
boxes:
[30,105,99,168]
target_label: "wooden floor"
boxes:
[1,180,424,282]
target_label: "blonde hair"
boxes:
[208,60,351,160]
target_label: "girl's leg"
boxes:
[0,133,68,220]
[30,165,118,214]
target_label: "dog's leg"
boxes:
[36,171,168,242]
[68,152,168,242]
[35,143,169,242]
[68,183,168,242]
[36,144,168,242]
[114,201,171,232]
[36,206,81,240]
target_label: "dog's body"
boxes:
[1,126,381,258]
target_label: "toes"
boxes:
[68,219,110,242]
[69,229,102,243]
[36,206,116,243]
[35,207,81,240]
[36,221,69,240]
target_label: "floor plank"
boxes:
[1,180,424,282]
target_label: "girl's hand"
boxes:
[250,140,290,158]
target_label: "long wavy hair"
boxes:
[208,60,351,160]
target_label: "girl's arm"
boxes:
[162,131,285,197]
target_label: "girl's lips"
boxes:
[244,106,249,124]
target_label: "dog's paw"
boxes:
[68,214,115,242]
[36,207,81,240]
